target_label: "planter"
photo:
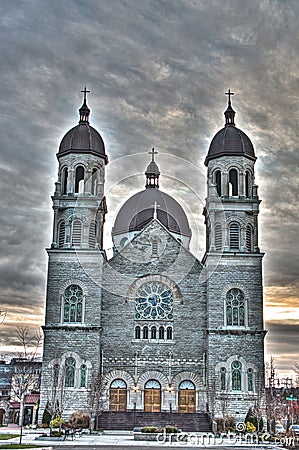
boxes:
[36,435,65,441]
[134,432,179,442]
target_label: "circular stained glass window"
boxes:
[135,282,173,320]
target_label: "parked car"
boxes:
[275,424,285,435]
[289,424,299,435]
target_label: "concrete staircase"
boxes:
[97,411,212,432]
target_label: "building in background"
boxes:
[39,90,265,430]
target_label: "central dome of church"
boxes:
[112,150,191,250]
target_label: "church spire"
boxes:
[145,147,160,189]
[224,89,236,126]
[79,86,91,123]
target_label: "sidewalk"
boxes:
[0,424,284,448]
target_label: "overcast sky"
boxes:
[0,0,298,381]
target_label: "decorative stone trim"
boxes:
[126,274,182,304]
[137,370,169,389]
[171,371,202,389]
[104,370,135,389]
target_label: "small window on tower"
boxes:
[215,170,221,196]
[91,168,97,195]
[75,166,85,193]
[246,225,253,251]
[229,223,240,249]
[229,169,238,196]
[72,220,82,246]
[62,168,68,195]
[215,224,222,250]
[89,221,97,248]
[58,221,65,248]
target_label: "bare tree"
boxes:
[86,369,108,431]
[11,326,42,444]
[45,359,67,433]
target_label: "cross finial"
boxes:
[151,201,160,219]
[148,147,158,162]
[81,86,90,103]
[225,89,234,104]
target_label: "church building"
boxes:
[39,89,265,430]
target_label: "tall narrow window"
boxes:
[151,326,156,340]
[159,326,165,340]
[229,223,240,249]
[231,361,242,391]
[143,326,148,339]
[91,168,97,195]
[229,169,238,196]
[63,285,83,323]
[247,368,253,391]
[246,225,253,251]
[53,364,60,388]
[65,357,76,387]
[166,326,172,340]
[215,170,222,196]
[89,221,97,248]
[220,367,226,390]
[80,364,87,388]
[75,166,85,193]
[72,220,82,246]
[152,240,158,256]
[226,288,245,327]
[135,326,141,339]
[62,168,68,195]
[215,224,222,250]
[58,221,65,248]
[245,171,250,197]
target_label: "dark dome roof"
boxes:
[58,123,106,159]
[112,188,191,237]
[205,125,255,165]
[145,161,160,175]
[205,94,256,165]
[58,92,107,161]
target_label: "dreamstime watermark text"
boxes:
[157,428,299,446]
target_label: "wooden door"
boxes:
[144,388,161,412]
[109,388,127,411]
[178,389,196,413]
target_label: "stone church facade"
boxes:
[39,90,265,429]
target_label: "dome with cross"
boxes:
[58,88,107,161]
[112,150,192,250]
[205,90,255,165]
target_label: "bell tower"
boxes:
[203,91,265,419]
[39,89,108,421]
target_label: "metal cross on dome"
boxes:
[225,89,234,103]
[148,147,158,162]
[81,86,90,102]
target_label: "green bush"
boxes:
[69,410,90,429]
[165,425,179,433]
[141,426,160,433]
[50,416,65,428]
[42,407,51,427]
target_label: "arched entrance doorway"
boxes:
[178,380,196,413]
[109,379,127,411]
[144,379,161,412]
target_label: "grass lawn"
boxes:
[0,434,19,440]
[0,445,45,449]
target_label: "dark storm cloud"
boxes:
[0,0,298,373]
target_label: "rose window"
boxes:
[135,282,173,320]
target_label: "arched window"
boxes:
[166,326,172,340]
[65,357,76,387]
[72,220,82,246]
[135,326,141,339]
[63,285,83,323]
[220,367,226,390]
[245,171,251,197]
[143,326,148,339]
[246,225,253,251]
[151,326,156,340]
[91,168,97,195]
[226,288,245,327]
[135,282,173,320]
[215,170,221,196]
[229,223,240,249]
[80,364,87,388]
[231,360,242,391]
[247,368,253,391]
[89,221,97,248]
[110,379,127,412]
[215,224,222,250]
[75,166,85,193]
[159,326,165,340]
[62,168,68,195]
[229,169,238,196]
[58,221,65,248]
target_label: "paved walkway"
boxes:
[0,424,284,448]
